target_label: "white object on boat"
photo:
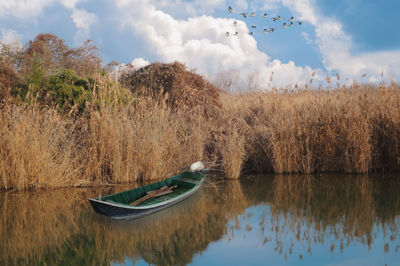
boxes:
[190,161,205,172]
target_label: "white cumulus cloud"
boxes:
[131,57,150,69]
[115,0,320,90]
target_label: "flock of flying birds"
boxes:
[226,6,303,36]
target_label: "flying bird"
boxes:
[264,28,275,34]
[228,6,233,13]
[262,13,268,18]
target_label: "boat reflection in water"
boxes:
[0,174,399,265]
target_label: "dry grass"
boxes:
[0,77,208,190]
[0,105,81,190]
[0,78,400,190]
[221,83,400,175]
[120,62,221,113]
[81,95,207,183]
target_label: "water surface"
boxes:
[0,174,399,265]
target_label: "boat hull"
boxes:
[88,172,204,220]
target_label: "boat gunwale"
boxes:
[88,174,204,210]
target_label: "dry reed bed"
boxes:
[221,83,400,175]
[0,79,207,190]
[0,82,400,190]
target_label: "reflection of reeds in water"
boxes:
[0,179,249,266]
[0,189,90,265]
[1,175,400,264]
[266,174,400,256]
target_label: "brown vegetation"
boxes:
[1,80,399,190]
[221,85,400,175]
[0,60,18,100]
[21,33,101,79]
[120,62,221,113]
[0,77,208,190]
[0,34,400,190]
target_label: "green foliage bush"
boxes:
[16,67,91,113]
[45,68,91,111]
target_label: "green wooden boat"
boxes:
[89,171,205,220]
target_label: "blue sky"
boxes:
[1,0,399,89]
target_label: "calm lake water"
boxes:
[1,174,399,265]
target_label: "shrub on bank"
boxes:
[15,68,92,113]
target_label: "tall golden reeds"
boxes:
[0,78,399,190]
[0,76,208,190]
[0,104,81,190]
[220,83,400,176]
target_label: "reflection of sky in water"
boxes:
[4,174,397,265]
[114,201,399,266]
[189,205,398,266]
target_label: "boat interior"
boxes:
[101,173,202,207]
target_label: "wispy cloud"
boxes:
[70,8,97,44]
[0,28,22,47]
[282,0,400,81]
[0,0,54,18]
[1,1,96,45]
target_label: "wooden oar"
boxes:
[130,185,177,206]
